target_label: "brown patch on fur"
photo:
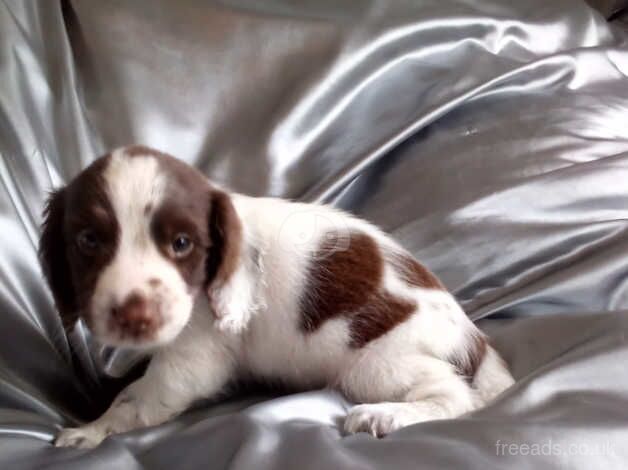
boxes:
[300,231,382,332]
[148,278,161,287]
[349,292,416,348]
[449,332,487,381]
[151,201,210,286]
[146,149,243,294]
[205,191,243,301]
[136,146,243,312]
[39,155,119,332]
[300,231,417,348]
[388,251,445,289]
[40,188,77,331]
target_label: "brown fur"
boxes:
[300,231,417,348]
[205,191,243,293]
[119,146,244,294]
[39,155,119,332]
[151,200,210,287]
[300,231,382,333]
[349,292,416,348]
[40,187,77,331]
[388,251,444,290]
[137,147,243,292]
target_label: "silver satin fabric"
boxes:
[1,1,628,468]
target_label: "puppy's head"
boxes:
[39,146,241,348]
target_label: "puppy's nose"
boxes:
[110,292,157,337]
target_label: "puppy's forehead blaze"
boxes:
[101,148,212,252]
[103,151,167,223]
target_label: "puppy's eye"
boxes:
[171,234,193,258]
[76,229,100,254]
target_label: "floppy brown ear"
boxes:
[206,190,242,292]
[39,189,78,332]
[206,189,254,332]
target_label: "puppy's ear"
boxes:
[206,190,252,333]
[206,190,242,289]
[39,189,78,332]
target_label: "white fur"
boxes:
[55,148,514,448]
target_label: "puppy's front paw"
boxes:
[344,403,433,437]
[55,426,108,449]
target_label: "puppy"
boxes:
[39,145,514,448]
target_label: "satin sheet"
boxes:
[1,1,628,468]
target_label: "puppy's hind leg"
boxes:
[343,355,476,437]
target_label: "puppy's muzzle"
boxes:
[109,292,163,339]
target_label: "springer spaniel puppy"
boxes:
[40,146,514,448]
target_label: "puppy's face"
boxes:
[39,146,240,348]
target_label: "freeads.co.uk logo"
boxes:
[495,439,616,457]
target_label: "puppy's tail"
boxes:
[472,344,515,405]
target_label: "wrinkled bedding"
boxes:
[2,1,628,468]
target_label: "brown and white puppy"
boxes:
[40,146,514,448]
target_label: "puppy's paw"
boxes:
[55,426,108,449]
[344,403,435,437]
